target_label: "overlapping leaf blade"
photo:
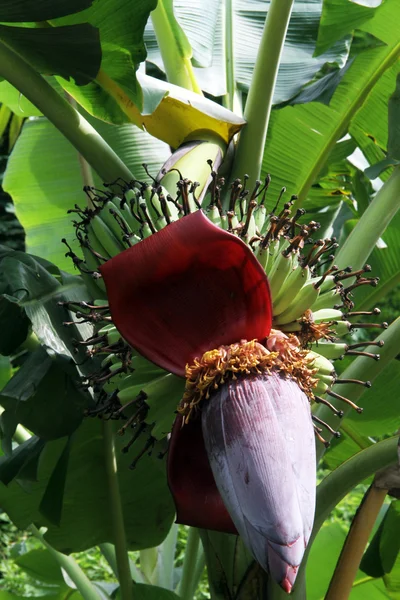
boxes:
[0,418,175,552]
[3,117,170,271]
[261,0,400,211]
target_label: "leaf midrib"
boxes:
[295,41,400,209]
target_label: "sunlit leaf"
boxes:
[315,0,382,56]
[145,0,350,103]
[261,0,400,211]
[3,117,170,271]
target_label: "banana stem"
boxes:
[65,93,95,209]
[103,421,133,600]
[99,543,148,584]
[231,0,294,188]
[151,1,202,94]
[182,538,206,600]
[29,525,102,600]
[157,524,178,590]
[222,0,235,111]
[0,41,134,187]
[325,485,388,600]
[140,548,158,583]
[177,527,200,599]
[334,166,400,271]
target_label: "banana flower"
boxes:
[101,210,316,592]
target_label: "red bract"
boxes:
[101,210,272,377]
[167,415,237,534]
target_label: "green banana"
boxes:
[310,288,342,312]
[306,351,335,376]
[111,194,141,234]
[81,243,100,272]
[86,224,110,261]
[268,251,294,301]
[274,280,320,325]
[310,342,347,360]
[311,308,343,323]
[90,214,125,258]
[207,205,223,227]
[80,272,106,298]
[273,265,310,316]
[254,204,268,234]
[318,275,336,294]
[255,244,270,271]
[100,200,131,241]
[332,320,351,337]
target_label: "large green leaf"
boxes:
[0,356,11,391]
[0,25,101,87]
[323,429,373,471]
[361,500,400,579]
[315,0,381,56]
[3,117,170,271]
[53,0,158,110]
[261,0,400,211]
[0,418,175,552]
[0,347,88,441]
[306,521,391,600]
[14,548,65,583]
[0,80,43,117]
[0,0,94,22]
[350,62,400,180]
[145,0,350,102]
[0,248,92,362]
[345,360,400,438]
[0,435,46,485]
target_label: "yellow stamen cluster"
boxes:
[178,336,318,423]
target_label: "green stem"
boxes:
[151,1,202,94]
[29,525,102,600]
[188,545,206,599]
[158,524,178,590]
[103,421,133,600]
[222,0,235,111]
[315,437,398,533]
[178,527,200,599]
[99,543,147,585]
[0,41,134,186]
[334,166,400,270]
[325,485,387,600]
[140,548,158,583]
[231,0,294,188]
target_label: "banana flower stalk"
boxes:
[101,210,316,592]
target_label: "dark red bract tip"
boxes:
[167,415,237,534]
[101,211,272,376]
[281,577,293,594]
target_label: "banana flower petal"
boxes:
[201,372,316,592]
[101,211,272,377]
